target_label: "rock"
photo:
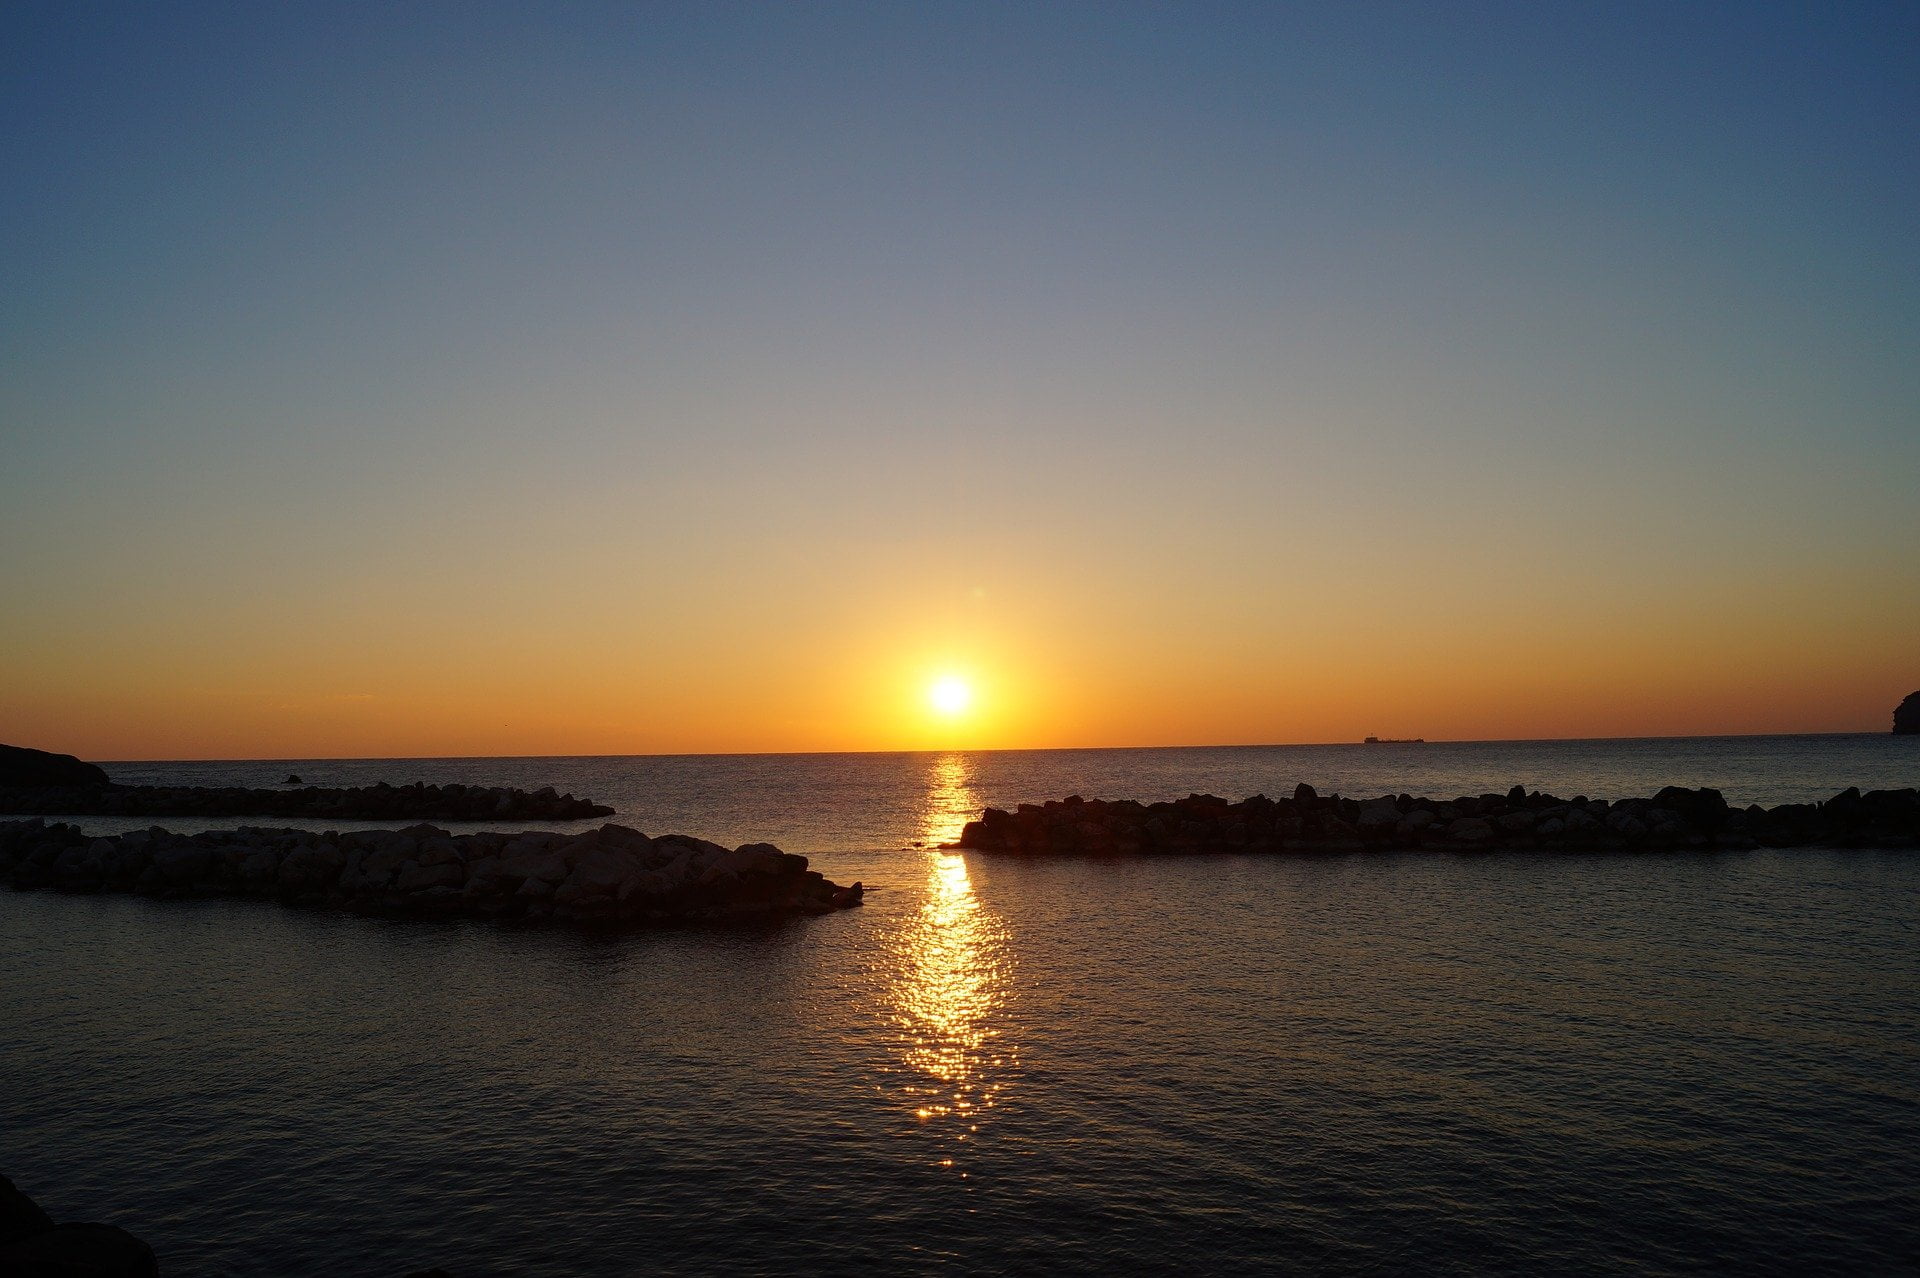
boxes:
[1,1175,55,1246]
[396,861,466,893]
[565,848,645,896]
[152,844,212,886]
[0,1221,159,1277]
[500,845,570,886]
[1651,786,1729,830]
[1895,691,1920,735]
[1356,800,1401,832]
[597,824,653,854]
[0,1176,157,1278]
[1448,816,1495,843]
[0,744,110,789]
[354,831,418,878]
[1564,808,1602,833]
[282,774,303,785]
[277,845,346,892]
[238,851,281,887]
[616,869,673,902]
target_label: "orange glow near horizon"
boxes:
[1,597,1914,761]
[1,537,1914,760]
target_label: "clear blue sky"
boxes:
[3,2,1916,756]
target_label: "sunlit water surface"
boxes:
[3,736,1917,1273]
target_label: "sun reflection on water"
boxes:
[887,754,1015,1164]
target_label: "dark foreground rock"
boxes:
[1,1174,156,1277]
[0,779,614,822]
[1896,692,1920,735]
[957,784,1920,856]
[0,744,110,789]
[0,821,862,927]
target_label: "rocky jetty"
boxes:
[956,783,1920,856]
[1896,692,1920,735]
[0,778,614,822]
[0,820,862,927]
[1,1173,156,1277]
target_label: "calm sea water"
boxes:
[4,735,1917,1274]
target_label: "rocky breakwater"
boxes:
[0,778,616,822]
[0,820,862,927]
[957,783,1920,856]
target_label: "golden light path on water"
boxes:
[886,754,1016,1173]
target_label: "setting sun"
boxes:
[929,675,973,717]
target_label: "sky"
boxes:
[2,1,1916,759]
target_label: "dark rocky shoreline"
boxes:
[956,784,1920,856]
[0,744,616,823]
[0,780,615,822]
[0,820,861,927]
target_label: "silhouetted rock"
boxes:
[1650,786,1730,831]
[0,821,861,928]
[0,745,109,790]
[283,774,303,785]
[1,1175,56,1247]
[953,782,1920,857]
[0,1175,157,1277]
[1896,691,1920,735]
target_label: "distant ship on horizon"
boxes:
[1363,736,1426,744]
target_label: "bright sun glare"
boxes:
[928,675,972,717]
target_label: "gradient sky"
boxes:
[3,1,1916,759]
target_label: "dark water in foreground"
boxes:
[4,736,1918,1274]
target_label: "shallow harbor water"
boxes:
[4,735,1917,1274]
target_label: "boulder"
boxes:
[500,845,571,886]
[1650,786,1729,831]
[395,861,466,893]
[238,851,281,887]
[0,1222,159,1276]
[1356,800,1401,833]
[350,831,419,877]
[1895,692,1920,735]
[1,1175,55,1247]
[277,845,346,892]
[0,1176,156,1278]
[564,848,645,897]
[0,745,109,789]
[152,844,212,886]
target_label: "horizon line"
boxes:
[88,728,1902,767]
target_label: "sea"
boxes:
[3,734,1916,1275]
